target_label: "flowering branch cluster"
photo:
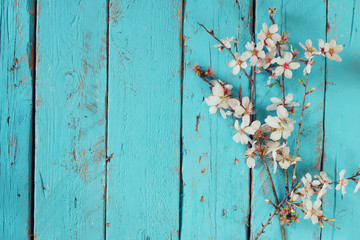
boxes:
[191,8,357,240]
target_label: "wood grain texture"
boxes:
[1,1,360,239]
[0,0,35,239]
[252,1,326,239]
[322,0,360,239]
[34,1,107,238]
[181,1,252,239]
[106,1,182,239]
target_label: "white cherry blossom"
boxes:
[265,105,295,141]
[257,23,281,49]
[324,39,343,62]
[303,58,314,76]
[228,52,248,75]
[304,199,323,224]
[298,173,320,200]
[354,180,360,193]
[299,39,320,59]
[257,50,276,69]
[233,115,260,145]
[274,52,301,79]
[314,171,332,189]
[228,98,245,118]
[245,142,257,168]
[243,41,266,66]
[275,146,301,170]
[266,93,300,111]
[214,36,234,50]
[336,169,348,195]
[205,80,233,119]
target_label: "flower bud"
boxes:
[304,102,311,109]
[208,29,214,36]
[298,78,305,86]
[307,88,315,94]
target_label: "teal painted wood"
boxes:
[252,1,326,239]
[181,1,252,239]
[106,0,181,239]
[34,1,107,239]
[0,0,34,238]
[322,1,360,239]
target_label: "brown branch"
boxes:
[255,188,293,240]
[291,74,309,189]
[200,76,213,86]
[198,23,235,59]
[260,155,286,240]
[198,23,255,86]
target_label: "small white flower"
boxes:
[228,52,248,75]
[298,173,319,200]
[303,58,314,76]
[228,96,254,118]
[314,171,332,189]
[335,169,348,195]
[274,52,301,79]
[257,51,276,69]
[317,185,327,200]
[265,105,295,141]
[276,146,301,170]
[214,36,234,50]
[205,80,233,119]
[290,191,301,202]
[243,41,266,66]
[245,142,257,168]
[324,39,343,62]
[233,115,260,145]
[354,180,360,193]
[304,199,323,224]
[228,98,245,118]
[265,140,282,173]
[257,23,281,49]
[299,39,320,59]
[266,93,300,111]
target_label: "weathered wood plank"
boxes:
[322,1,360,239]
[181,1,252,239]
[0,0,35,239]
[252,1,326,239]
[34,1,107,238]
[106,1,182,239]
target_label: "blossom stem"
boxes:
[291,74,309,189]
[200,76,213,86]
[198,23,236,59]
[261,155,286,240]
[255,188,293,240]
[328,172,360,185]
[198,23,255,86]
[281,74,290,195]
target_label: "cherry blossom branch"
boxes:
[329,172,360,185]
[255,187,294,240]
[198,23,255,86]
[291,74,309,189]
[281,73,290,195]
[260,154,286,240]
[200,76,213,86]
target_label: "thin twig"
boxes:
[291,74,309,189]
[260,155,286,240]
[255,188,293,240]
[198,23,255,86]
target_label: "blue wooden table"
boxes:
[1,0,359,239]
